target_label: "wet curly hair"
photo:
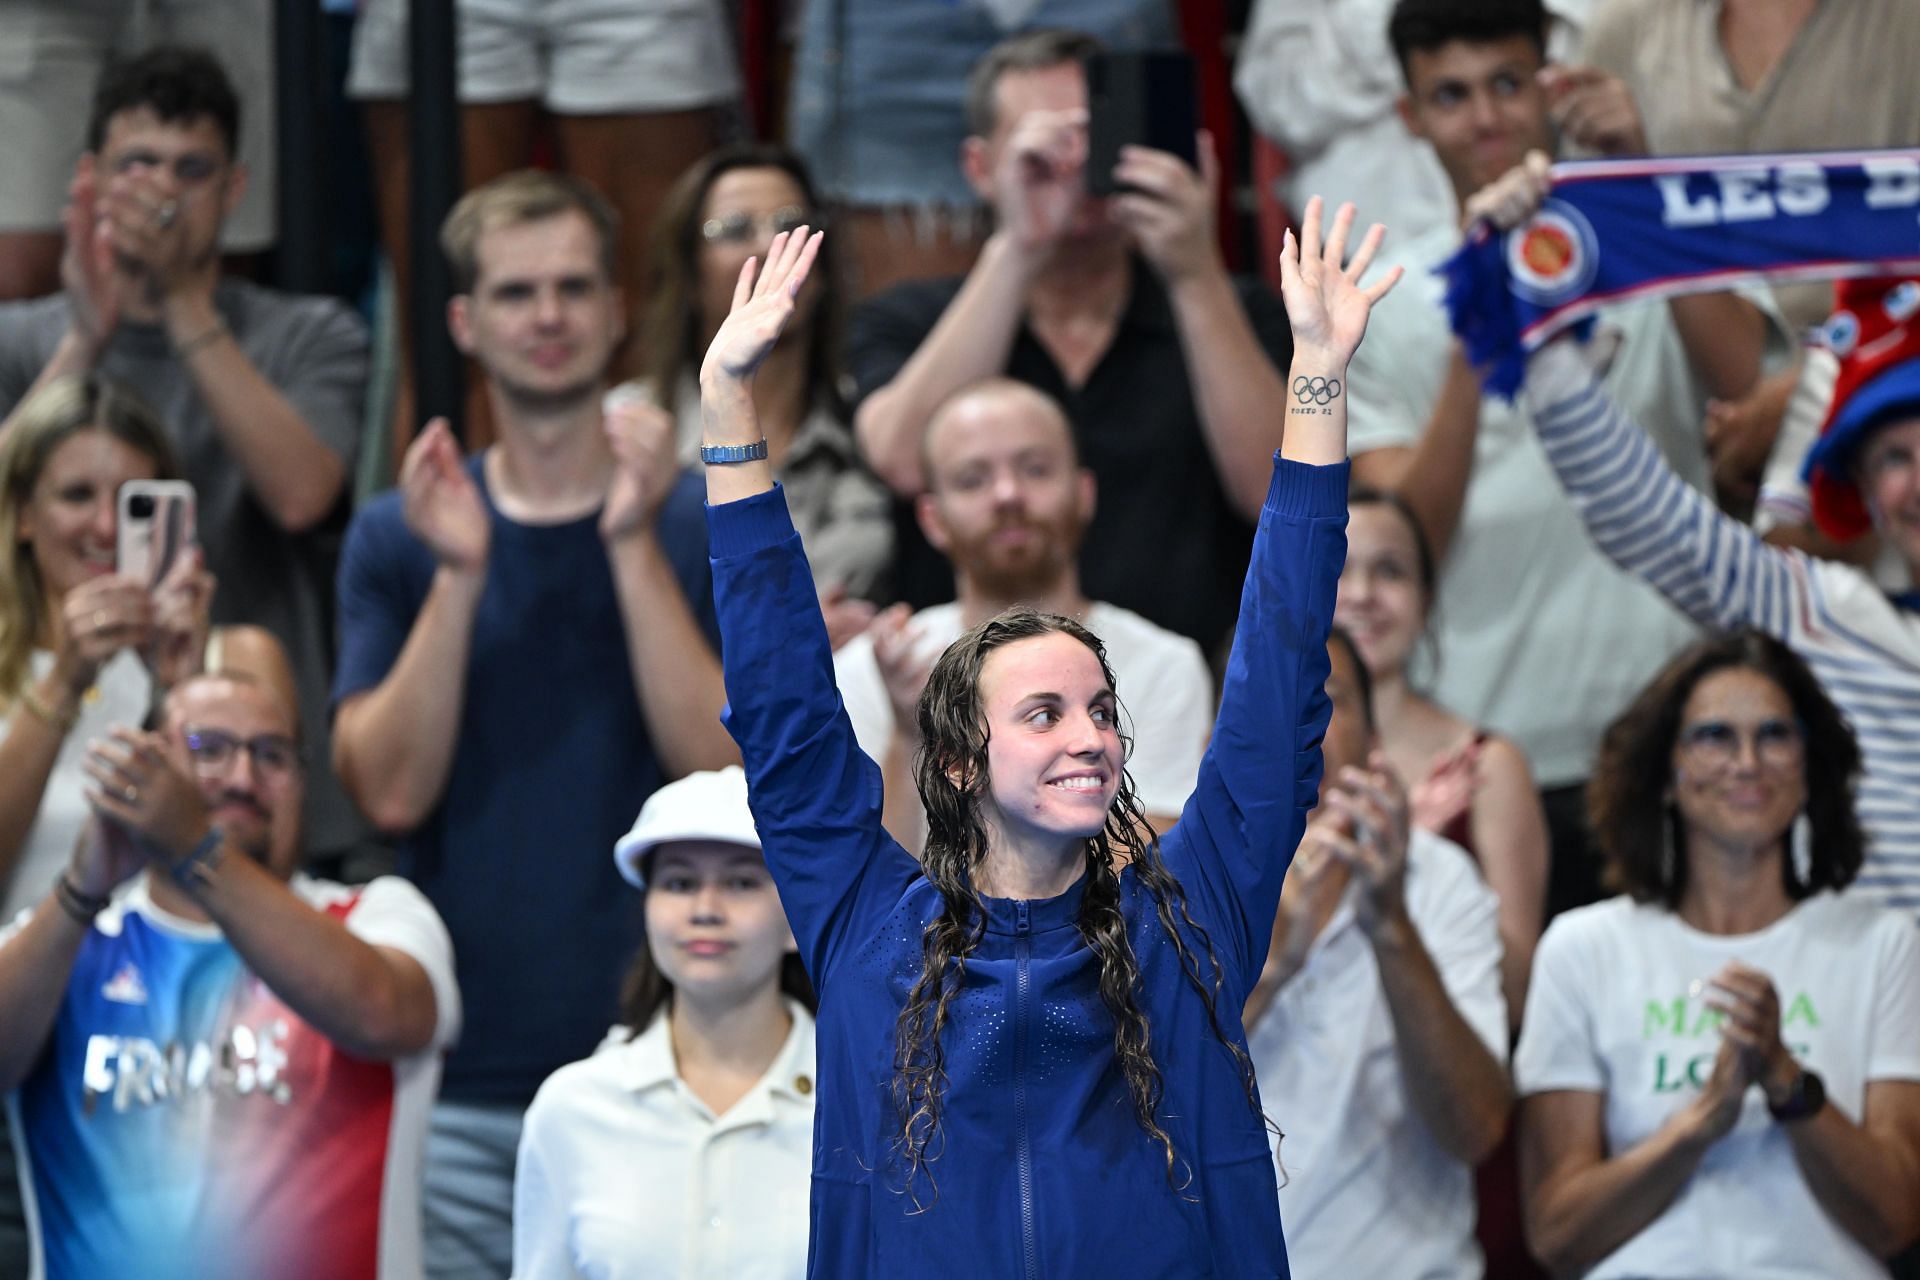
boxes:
[890,605,1265,1206]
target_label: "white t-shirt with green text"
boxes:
[1514,892,1920,1278]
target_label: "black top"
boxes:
[850,259,1293,653]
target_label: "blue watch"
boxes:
[699,439,769,465]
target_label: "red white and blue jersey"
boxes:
[4,873,459,1280]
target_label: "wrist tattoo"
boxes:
[1289,375,1343,416]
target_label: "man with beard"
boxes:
[834,378,1212,848]
[330,170,735,1278]
[0,666,459,1280]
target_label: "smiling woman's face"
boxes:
[16,428,158,600]
[976,631,1123,852]
[1669,666,1807,861]
[1335,501,1429,679]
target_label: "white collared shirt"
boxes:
[511,1001,816,1280]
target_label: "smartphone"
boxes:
[116,480,197,588]
[1084,49,1199,196]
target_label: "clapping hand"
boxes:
[97,159,205,304]
[400,418,489,574]
[1410,736,1484,835]
[1278,197,1402,368]
[81,726,211,864]
[820,586,877,651]
[699,227,824,390]
[1703,962,1797,1102]
[1314,752,1414,938]
[869,604,934,731]
[61,158,123,355]
[600,393,679,542]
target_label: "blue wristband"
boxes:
[170,827,226,889]
[699,439,769,465]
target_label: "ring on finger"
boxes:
[93,609,108,630]
[118,784,139,805]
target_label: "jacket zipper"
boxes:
[1014,900,1039,1280]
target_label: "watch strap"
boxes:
[1767,1067,1827,1123]
[699,439,769,465]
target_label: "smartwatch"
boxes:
[1767,1067,1827,1123]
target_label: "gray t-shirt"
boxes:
[0,280,368,852]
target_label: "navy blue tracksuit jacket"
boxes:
[707,456,1347,1278]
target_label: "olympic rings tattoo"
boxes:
[1291,376,1342,406]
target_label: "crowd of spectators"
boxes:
[0,0,1916,1277]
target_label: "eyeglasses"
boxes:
[1675,717,1804,770]
[183,727,302,778]
[700,205,821,246]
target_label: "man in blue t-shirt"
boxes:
[331,170,735,1280]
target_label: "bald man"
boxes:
[834,378,1213,846]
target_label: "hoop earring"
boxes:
[1661,802,1679,886]
[1790,811,1813,887]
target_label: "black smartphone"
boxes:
[1083,49,1198,196]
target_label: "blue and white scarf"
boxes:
[1440,149,1920,396]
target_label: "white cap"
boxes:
[613,766,760,889]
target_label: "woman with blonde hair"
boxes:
[0,374,211,920]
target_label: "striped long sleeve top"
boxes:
[1525,343,1920,913]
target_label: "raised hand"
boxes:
[61,158,123,355]
[1462,151,1554,233]
[1278,197,1402,368]
[400,418,490,574]
[1110,132,1223,286]
[698,227,825,389]
[1539,65,1648,158]
[996,108,1090,255]
[599,394,680,542]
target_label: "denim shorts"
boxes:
[788,0,1176,207]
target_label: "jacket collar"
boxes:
[978,874,1088,936]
